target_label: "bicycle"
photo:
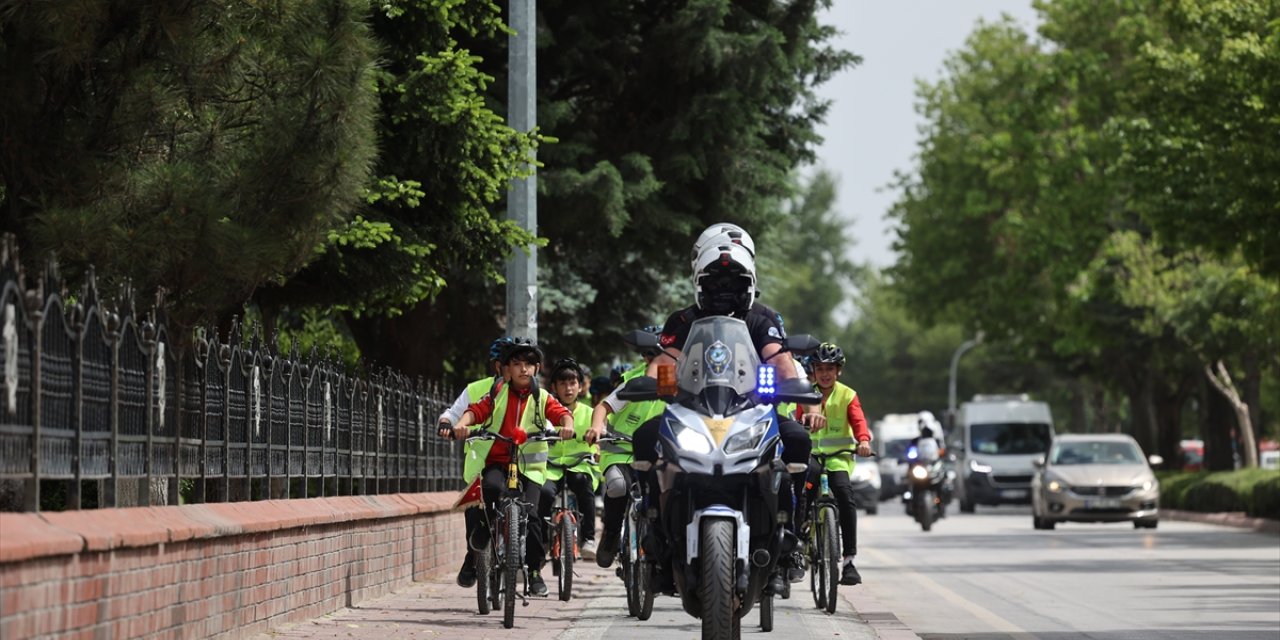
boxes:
[803,448,859,614]
[597,433,655,620]
[546,451,596,602]
[459,430,560,628]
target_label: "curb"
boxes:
[1162,509,1280,533]
[843,584,925,640]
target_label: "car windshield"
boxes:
[676,316,761,414]
[1051,440,1144,465]
[971,423,1051,455]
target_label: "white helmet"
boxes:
[693,242,757,315]
[691,223,755,269]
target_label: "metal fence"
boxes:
[0,238,463,512]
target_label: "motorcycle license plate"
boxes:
[999,489,1027,499]
[1086,498,1122,509]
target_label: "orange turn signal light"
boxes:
[656,363,678,397]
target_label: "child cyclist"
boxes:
[540,358,601,558]
[448,338,576,597]
[804,342,872,586]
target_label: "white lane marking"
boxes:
[863,546,1039,640]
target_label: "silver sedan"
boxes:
[1031,433,1161,530]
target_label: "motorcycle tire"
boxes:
[476,545,493,615]
[699,518,737,640]
[503,502,521,629]
[919,489,934,532]
[558,515,575,601]
[818,505,840,615]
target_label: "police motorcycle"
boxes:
[901,444,949,532]
[619,317,820,640]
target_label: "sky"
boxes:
[809,1,1041,270]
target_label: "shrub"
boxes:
[1158,469,1280,519]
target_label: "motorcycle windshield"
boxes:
[676,316,761,413]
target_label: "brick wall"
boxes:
[0,494,466,639]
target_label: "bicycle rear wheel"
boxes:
[635,513,654,621]
[476,546,493,615]
[622,510,638,617]
[503,502,521,629]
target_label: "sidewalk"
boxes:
[1161,508,1280,534]
[251,557,912,640]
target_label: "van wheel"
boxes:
[960,498,975,514]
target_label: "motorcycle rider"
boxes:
[801,342,873,586]
[908,412,950,513]
[437,337,512,589]
[605,240,823,595]
[447,339,576,597]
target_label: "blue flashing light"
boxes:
[907,446,918,460]
[757,365,776,396]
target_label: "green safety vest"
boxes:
[811,381,859,474]
[463,384,553,486]
[547,401,601,490]
[600,366,665,469]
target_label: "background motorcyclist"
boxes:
[907,411,950,515]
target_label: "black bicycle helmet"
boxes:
[813,342,846,367]
[502,336,543,364]
[551,357,584,382]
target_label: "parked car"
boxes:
[850,455,882,515]
[1031,433,1161,530]
[1180,439,1205,472]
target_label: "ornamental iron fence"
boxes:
[0,237,462,512]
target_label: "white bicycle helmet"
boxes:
[693,242,757,315]
[690,223,756,269]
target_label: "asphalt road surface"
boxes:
[853,503,1280,640]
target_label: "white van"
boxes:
[950,394,1054,512]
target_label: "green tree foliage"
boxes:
[0,0,380,332]
[1116,0,1280,278]
[888,2,1276,465]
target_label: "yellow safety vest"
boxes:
[547,401,600,490]
[811,382,859,473]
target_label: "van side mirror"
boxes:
[1148,454,1164,467]
[1032,455,1045,468]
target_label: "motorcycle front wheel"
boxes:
[699,518,738,640]
[918,489,934,532]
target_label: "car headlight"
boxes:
[1047,480,1063,493]
[1141,480,1155,491]
[665,418,713,454]
[723,419,771,454]
[969,459,993,473]
[910,465,929,480]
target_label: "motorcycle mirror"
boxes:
[771,377,821,404]
[623,330,661,350]
[783,334,821,355]
[616,375,661,401]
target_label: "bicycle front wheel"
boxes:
[503,501,521,629]
[635,513,654,620]
[818,505,840,614]
[558,515,575,601]
[622,509,638,617]
[476,546,493,615]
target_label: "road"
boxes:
[855,504,1280,640]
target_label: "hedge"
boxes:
[1155,469,1280,520]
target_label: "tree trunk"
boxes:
[1126,375,1157,456]
[1154,372,1192,472]
[1070,381,1089,433]
[1201,372,1236,471]
[1204,360,1257,468]
[1242,350,1262,453]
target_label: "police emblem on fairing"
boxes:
[705,340,732,376]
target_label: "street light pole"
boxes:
[506,0,537,340]
[947,331,984,428]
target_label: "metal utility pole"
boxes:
[947,331,984,429]
[506,0,537,341]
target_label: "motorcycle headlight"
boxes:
[723,419,771,454]
[910,465,929,480]
[969,459,993,473]
[665,417,713,455]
